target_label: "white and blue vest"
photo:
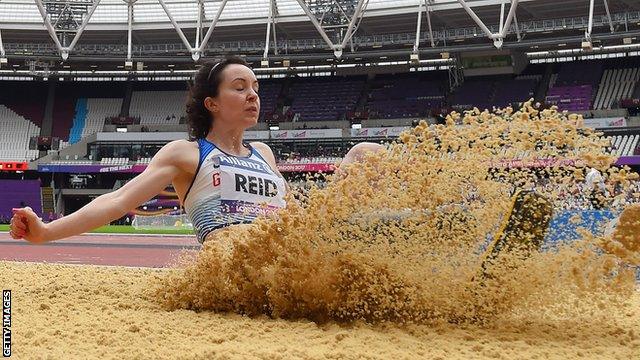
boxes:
[183,138,287,243]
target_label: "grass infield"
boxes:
[0,224,192,235]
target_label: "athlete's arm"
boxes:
[9,140,190,243]
[335,142,386,178]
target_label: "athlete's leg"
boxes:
[478,190,553,277]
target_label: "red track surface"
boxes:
[0,232,201,268]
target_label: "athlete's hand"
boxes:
[9,207,49,244]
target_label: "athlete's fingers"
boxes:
[12,209,25,222]
[12,206,33,215]
[11,217,27,231]
[12,208,34,225]
[10,221,25,235]
[11,215,27,229]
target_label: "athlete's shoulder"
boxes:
[167,139,197,149]
[249,141,271,151]
[151,139,197,167]
[250,141,276,159]
[250,141,283,174]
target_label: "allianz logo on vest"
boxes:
[219,155,270,174]
[234,173,279,197]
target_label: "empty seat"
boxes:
[130,91,186,125]
[0,105,41,161]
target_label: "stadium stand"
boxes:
[100,157,131,165]
[50,159,93,165]
[546,85,593,112]
[135,157,152,165]
[0,81,47,128]
[493,79,538,107]
[609,134,640,157]
[451,79,493,110]
[280,156,342,165]
[124,79,283,123]
[68,98,87,144]
[53,82,126,143]
[366,73,444,118]
[0,105,40,161]
[70,98,123,144]
[257,80,283,121]
[3,60,640,166]
[594,67,640,110]
[545,61,603,111]
[130,91,186,125]
[289,77,365,121]
[451,77,537,110]
[556,60,604,85]
[632,79,640,100]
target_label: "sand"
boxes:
[155,103,639,327]
[1,261,638,360]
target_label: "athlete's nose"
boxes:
[247,88,258,101]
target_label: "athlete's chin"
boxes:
[242,116,259,127]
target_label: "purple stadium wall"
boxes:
[0,180,42,220]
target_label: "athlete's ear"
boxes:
[204,96,219,113]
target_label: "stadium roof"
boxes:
[0,0,640,73]
[0,0,636,30]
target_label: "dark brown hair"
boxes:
[185,56,250,140]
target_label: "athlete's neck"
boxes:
[205,124,249,157]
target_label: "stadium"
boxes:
[0,0,639,358]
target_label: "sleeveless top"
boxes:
[182,138,287,243]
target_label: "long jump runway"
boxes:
[0,231,200,267]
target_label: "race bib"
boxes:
[212,155,286,217]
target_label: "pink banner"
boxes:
[491,158,585,168]
[277,163,337,173]
[270,129,342,139]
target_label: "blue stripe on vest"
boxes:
[198,138,217,164]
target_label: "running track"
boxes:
[0,232,201,267]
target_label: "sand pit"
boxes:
[3,103,640,359]
[1,261,638,360]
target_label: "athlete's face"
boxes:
[206,64,260,129]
